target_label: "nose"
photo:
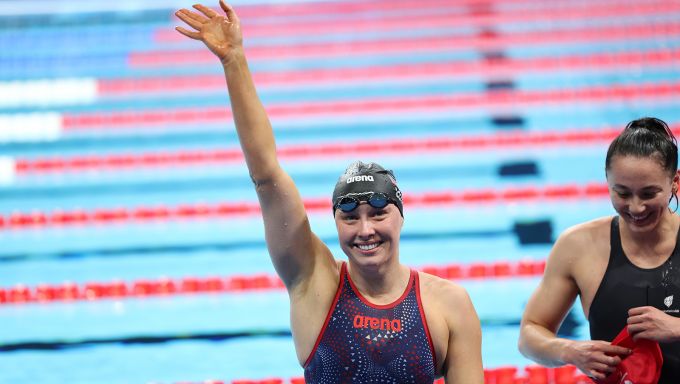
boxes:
[358,217,376,238]
[628,197,646,214]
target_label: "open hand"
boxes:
[175,0,243,65]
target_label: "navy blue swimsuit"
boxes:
[304,262,437,383]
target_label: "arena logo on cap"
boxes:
[346,175,374,183]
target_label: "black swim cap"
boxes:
[332,161,403,217]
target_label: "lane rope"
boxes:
[0,182,610,230]
[156,1,680,42]
[63,81,680,130]
[101,48,680,95]
[0,259,547,305]
[14,127,633,174]
[131,22,680,66]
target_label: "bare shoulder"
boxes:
[419,272,475,319]
[420,272,468,300]
[551,216,611,260]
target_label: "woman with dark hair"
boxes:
[174,2,483,383]
[519,117,680,382]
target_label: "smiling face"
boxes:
[334,202,403,269]
[607,155,679,233]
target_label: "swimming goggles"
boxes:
[335,192,392,213]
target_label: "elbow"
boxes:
[517,320,567,368]
[248,161,281,188]
[517,326,530,358]
[517,319,541,360]
[249,166,279,189]
[250,172,272,189]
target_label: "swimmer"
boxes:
[519,117,680,382]
[175,2,483,383]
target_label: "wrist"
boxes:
[220,46,246,67]
[557,338,576,366]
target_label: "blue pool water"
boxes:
[1,0,680,382]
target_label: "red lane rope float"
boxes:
[0,259,547,305]
[0,183,610,230]
[131,22,680,66]
[68,81,680,130]
[15,127,637,174]
[166,0,668,22]
[101,48,680,95]
[163,365,590,384]
[167,0,678,22]
[158,1,680,41]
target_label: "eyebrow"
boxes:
[612,184,662,191]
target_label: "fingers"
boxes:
[193,3,219,19]
[590,340,631,356]
[627,319,645,330]
[597,354,622,367]
[599,344,632,356]
[175,26,200,40]
[627,307,653,329]
[631,331,646,342]
[175,9,204,30]
[630,327,659,342]
[628,306,653,316]
[581,354,622,381]
[592,361,618,374]
[586,347,623,370]
[220,0,239,23]
[588,370,608,381]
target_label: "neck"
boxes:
[622,210,678,247]
[346,259,410,304]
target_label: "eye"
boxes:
[639,191,659,200]
[342,214,358,221]
[616,191,631,198]
[372,209,387,217]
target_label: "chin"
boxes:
[621,211,662,233]
[348,251,389,269]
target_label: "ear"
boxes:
[673,170,680,193]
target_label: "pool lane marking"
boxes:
[0,182,609,230]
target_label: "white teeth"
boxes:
[630,213,650,221]
[358,243,378,251]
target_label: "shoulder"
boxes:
[418,273,477,325]
[552,216,612,257]
[542,216,612,280]
[419,272,469,303]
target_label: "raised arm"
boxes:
[518,229,630,381]
[175,2,332,289]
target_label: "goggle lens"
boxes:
[337,193,390,213]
